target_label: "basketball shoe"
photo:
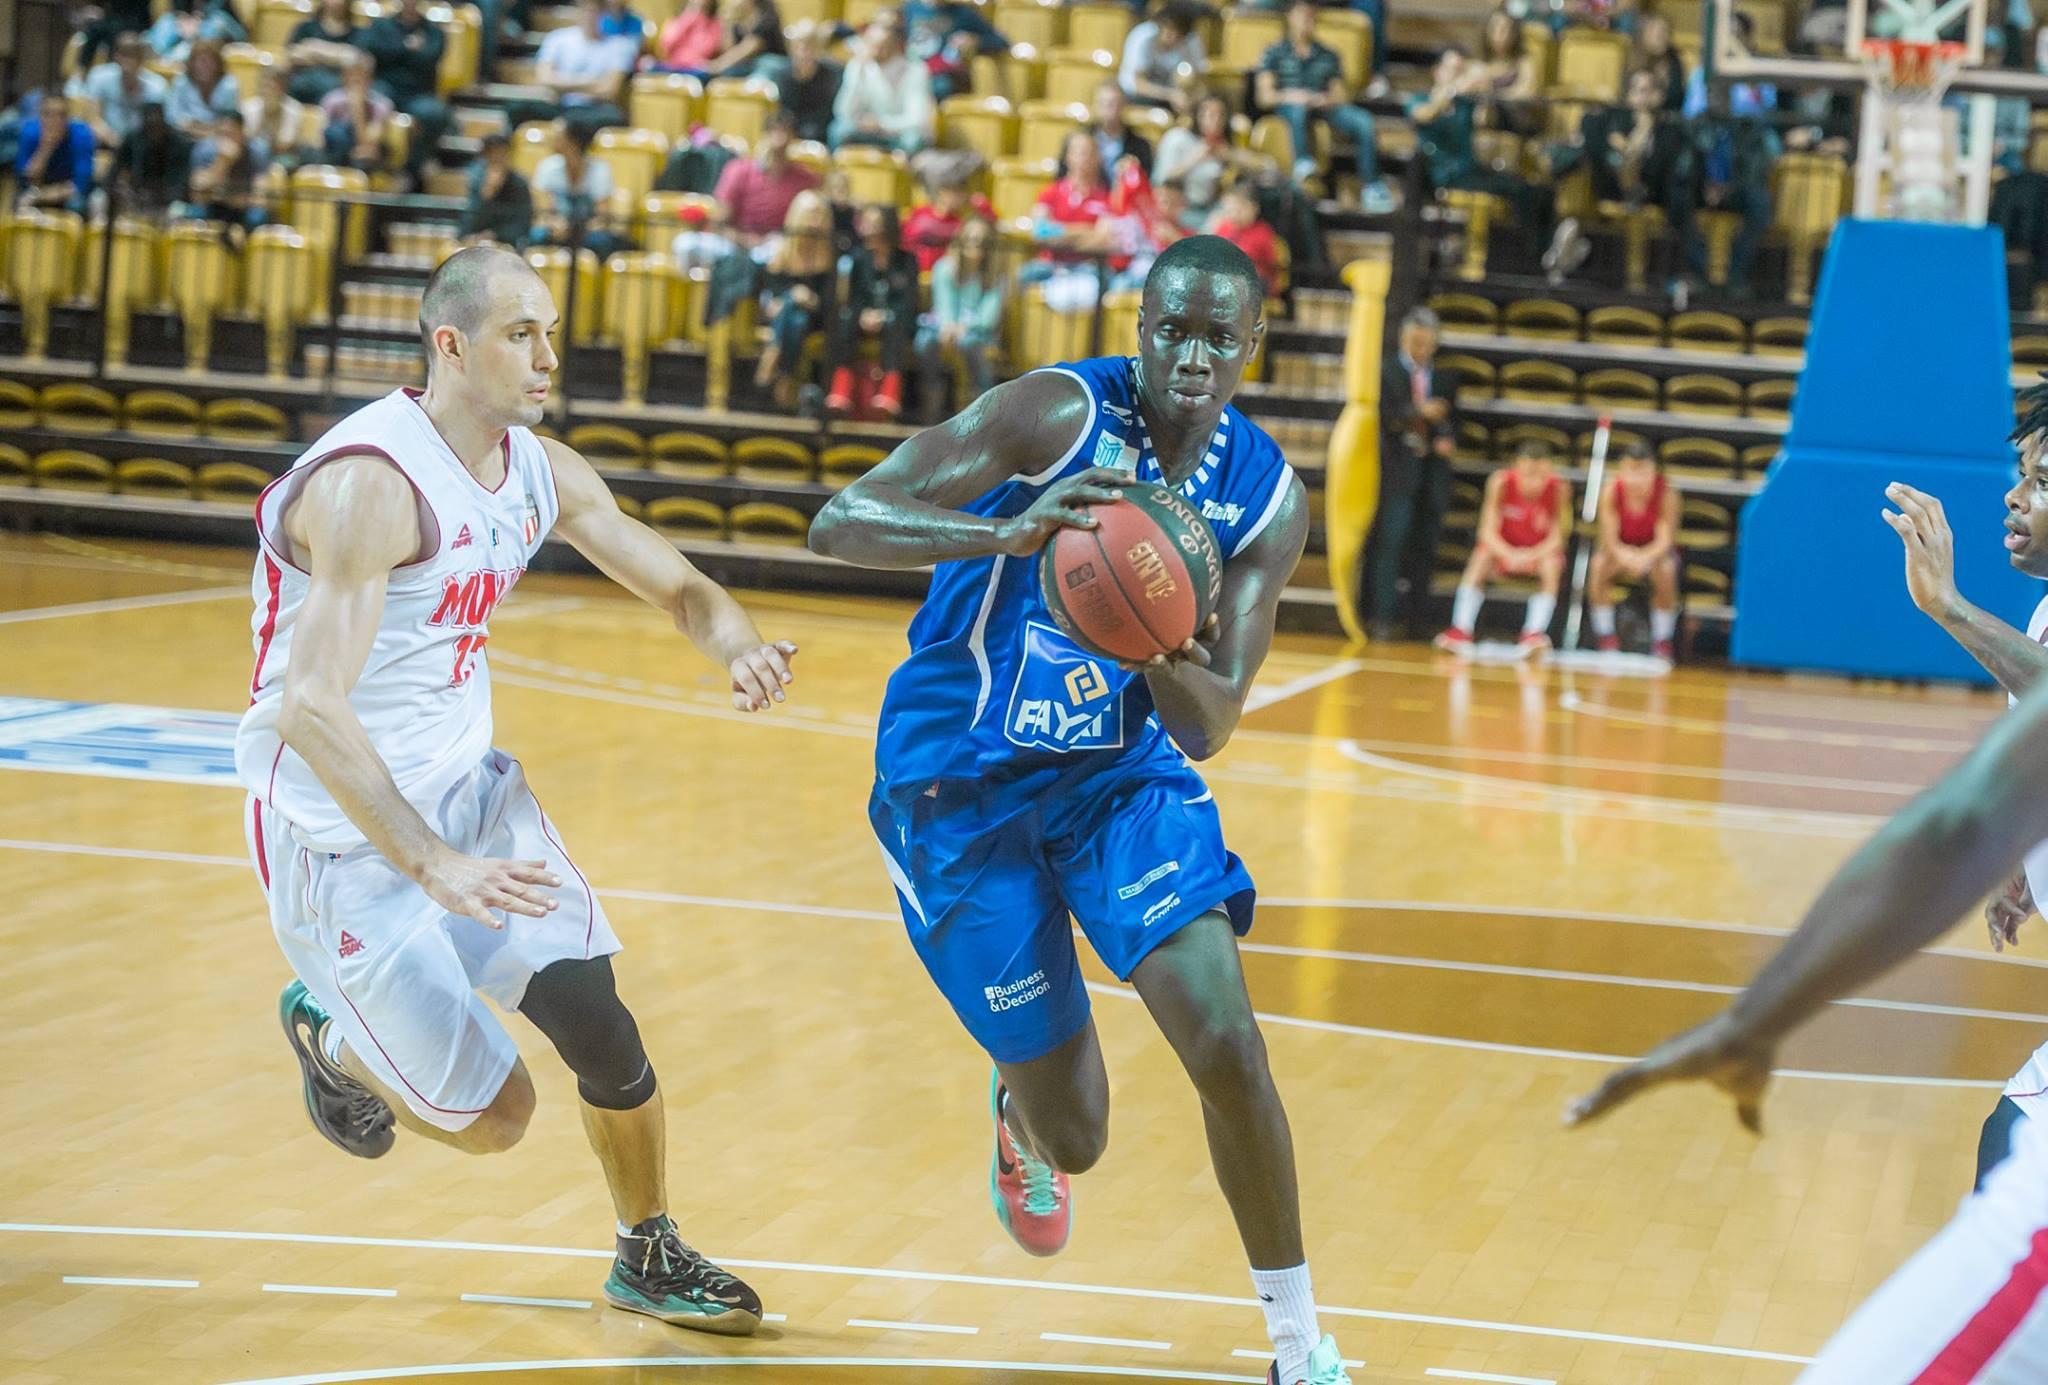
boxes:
[1432,628,1474,654]
[989,1069,1072,1256]
[605,1214,764,1335]
[1266,1334,1353,1384]
[279,980,396,1158]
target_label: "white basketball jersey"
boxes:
[234,388,560,852]
[2005,593,2048,1116]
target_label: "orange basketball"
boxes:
[1037,484,1224,663]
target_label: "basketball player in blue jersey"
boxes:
[809,236,1354,1385]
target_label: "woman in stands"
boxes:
[915,212,1004,422]
[1152,91,1265,230]
[825,203,919,419]
[1634,15,1688,114]
[753,189,836,400]
[167,37,241,140]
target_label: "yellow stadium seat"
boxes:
[431,2,482,96]
[1010,284,1095,371]
[732,436,817,483]
[834,144,911,207]
[1497,359,1576,404]
[615,492,645,519]
[1313,8,1372,89]
[940,95,1018,163]
[1579,368,1659,409]
[1745,377,1796,420]
[1751,316,1808,356]
[1043,49,1115,106]
[5,210,85,358]
[1741,443,1780,476]
[1668,309,1747,353]
[526,246,603,342]
[1066,2,1134,55]
[1771,152,1847,305]
[1502,297,1581,341]
[567,423,649,467]
[1493,422,1571,460]
[123,389,204,438]
[1664,373,1743,416]
[244,225,321,378]
[115,457,198,498]
[511,120,559,179]
[641,191,719,252]
[595,126,671,219]
[222,43,275,101]
[1659,436,1738,478]
[645,495,728,538]
[35,449,115,493]
[778,0,841,24]
[1440,188,1506,281]
[728,500,812,545]
[1435,352,1495,401]
[601,252,683,404]
[204,398,291,442]
[81,217,164,368]
[649,430,731,478]
[991,157,1056,223]
[1221,10,1285,71]
[630,72,705,142]
[39,384,120,434]
[788,139,830,177]
[1427,292,1498,333]
[1017,100,1088,164]
[818,442,886,488]
[196,460,275,504]
[253,0,312,49]
[0,443,31,485]
[0,380,38,431]
[705,78,776,153]
[1584,305,1663,347]
[993,0,1065,51]
[1553,28,1629,100]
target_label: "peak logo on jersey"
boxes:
[1201,499,1245,526]
[337,931,365,958]
[521,494,541,545]
[451,524,474,549]
[426,566,527,630]
[1005,621,1125,753]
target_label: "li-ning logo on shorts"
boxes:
[986,970,1051,1012]
[1116,860,1180,901]
[1141,893,1182,927]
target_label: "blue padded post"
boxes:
[1731,219,2035,682]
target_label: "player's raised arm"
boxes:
[1567,674,2048,1133]
[277,455,560,928]
[1139,474,1309,761]
[542,436,797,712]
[808,371,1133,569]
[1886,470,2048,698]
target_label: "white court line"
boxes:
[492,670,873,739]
[1083,982,2007,1089]
[262,1283,398,1298]
[1559,689,1980,754]
[63,1275,197,1288]
[765,1313,787,1322]
[218,1358,1264,1385]
[1425,1369,1556,1385]
[0,585,247,626]
[0,1222,1816,1366]
[848,1318,980,1335]
[1231,1349,1368,1369]
[460,1293,591,1310]
[1244,659,1366,712]
[1042,1333,1173,1351]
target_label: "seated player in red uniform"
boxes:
[1587,439,1681,659]
[1436,437,1572,658]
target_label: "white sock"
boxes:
[1451,585,1483,633]
[319,1019,345,1067]
[1522,592,1556,636]
[1252,1263,1320,1382]
[1651,608,1677,643]
[1589,604,1616,637]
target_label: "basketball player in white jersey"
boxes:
[237,245,795,1334]
[1881,428,2048,1190]
[1563,388,2048,1382]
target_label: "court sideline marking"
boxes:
[0,585,247,626]
[0,1221,1815,1368]
[215,1357,1266,1385]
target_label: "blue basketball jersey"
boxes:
[873,355,1295,804]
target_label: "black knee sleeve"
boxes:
[520,956,657,1111]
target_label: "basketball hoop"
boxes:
[1860,37,1968,95]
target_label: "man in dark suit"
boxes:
[1367,306,1459,640]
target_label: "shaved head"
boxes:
[419,245,542,370]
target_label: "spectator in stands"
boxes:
[529,0,638,133]
[1152,91,1265,228]
[655,0,727,73]
[144,0,245,66]
[1367,306,1458,640]
[1408,49,1553,246]
[1205,183,1281,295]
[902,169,995,270]
[1634,15,1687,114]
[14,92,95,214]
[703,0,790,84]
[776,20,841,144]
[285,0,363,104]
[1477,8,1539,100]
[1120,3,1206,112]
[75,0,155,72]
[1435,436,1571,658]
[1682,13,1775,118]
[186,110,270,240]
[1683,82,1779,296]
[1587,440,1680,658]
[319,53,393,174]
[600,0,647,42]
[1258,0,1393,212]
[821,167,859,254]
[1545,67,1690,282]
[245,66,318,171]
[115,102,193,215]
[916,212,1002,420]
[167,38,241,139]
[754,188,836,394]
[1071,81,1155,179]
[530,120,629,256]
[1032,130,1118,268]
[357,0,449,182]
[458,131,535,245]
[1149,178,1194,246]
[72,35,169,150]
[711,109,820,249]
[830,9,936,153]
[904,0,1009,101]
[826,202,919,417]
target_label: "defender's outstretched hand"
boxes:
[731,640,800,712]
[420,850,562,930]
[1883,482,1962,621]
[1564,1010,1777,1134]
[1988,868,2035,953]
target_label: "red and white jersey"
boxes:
[234,388,559,852]
[1496,469,1561,549]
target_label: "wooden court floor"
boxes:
[0,532,2038,1385]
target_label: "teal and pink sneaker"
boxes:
[988,1069,1071,1257]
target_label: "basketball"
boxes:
[1038,484,1225,663]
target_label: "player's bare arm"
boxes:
[1646,480,1679,563]
[809,372,1134,568]
[1140,476,1309,761]
[542,437,797,711]
[1475,471,1507,560]
[1595,478,1624,561]
[1885,480,2048,695]
[1567,675,2048,1134]
[276,453,561,929]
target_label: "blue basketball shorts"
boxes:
[867,756,1256,1065]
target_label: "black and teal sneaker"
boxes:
[279,980,395,1159]
[604,1215,764,1335]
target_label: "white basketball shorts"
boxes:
[246,748,621,1131]
[1801,1107,2048,1383]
